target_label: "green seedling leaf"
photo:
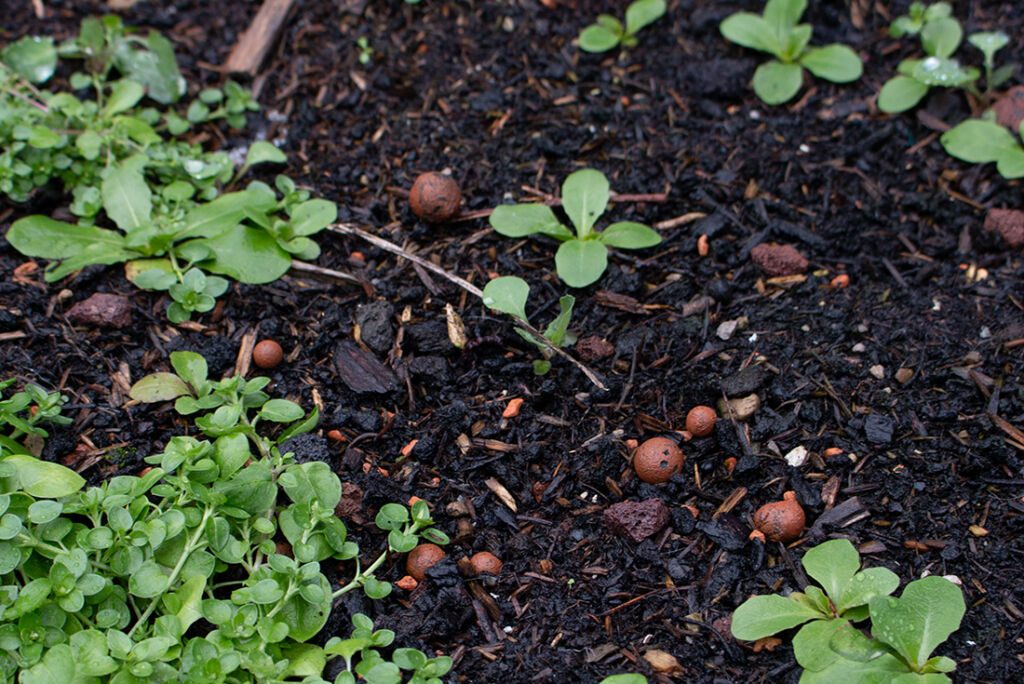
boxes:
[837,567,900,615]
[178,191,257,240]
[800,44,863,83]
[103,79,145,117]
[562,168,609,238]
[170,351,208,389]
[2,453,85,498]
[941,119,1019,164]
[490,203,567,238]
[720,13,779,55]
[877,76,930,113]
[764,0,807,35]
[599,221,661,249]
[792,618,847,672]
[802,539,860,605]
[829,620,890,663]
[282,462,341,509]
[482,276,530,321]
[102,156,153,231]
[752,60,804,104]
[19,643,75,684]
[997,147,1024,179]
[260,399,305,423]
[579,24,621,53]
[990,64,1015,89]
[910,57,977,87]
[6,216,134,281]
[2,36,57,83]
[624,0,666,36]
[731,594,822,641]
[599,675,647,684]
[195,225,292,284]
[869,576,965,671]
[129,372,191,402]
[290,199,337,236]
[245,141,287,168]
[544,295,575,348]
[799,652,912,683]
[555,239,608,288]
[969,31,1009,63]
[920,16,961,59]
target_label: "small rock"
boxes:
[717,393,760,421]
[895,367,914,384]
[784,445,808,467]
[575,335,614,362]
[993,86,1024,133]
[721,365,768,396]
[603,498,669,543]
[869,365,885,380]
[66,293,132,328]
[355,300,395,355]
[983,208,1024,249]
[864,414,894,445]
[716,316,748,340]
[750,243,808,276]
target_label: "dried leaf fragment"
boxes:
[484,477,517,512]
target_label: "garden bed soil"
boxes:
[3,1,1024,682]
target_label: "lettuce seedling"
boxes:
[490,169,661,288]
[719,0,862,105]
[578,0,666,53]
[941,117,1024,179]
[482,276,575,375]
[889,1,952,38]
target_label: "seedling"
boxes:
[490,169,661,288]
[732,539,965,682]
[888,2,952,38]
[0,379,71,457]
[578,0,666,53]
[968,31,1014,100]
[719,0,862,105]
[482,276,576,375]
[940,117,1024,179]
[598,675,647,684]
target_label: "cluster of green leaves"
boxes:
[0,353,451,683]
[719,0,862,105]
[731,539,965,682]
[941,116,1024,180]
[0,379,71,456]
[578,0,666,53]
[1,17,337,323]
[481,276,576,375]
[879,2,1013,112]
[490,169,661,288]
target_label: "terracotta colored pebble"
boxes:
[406,543,446,580]
[685,406,717,437]
[252,339,283,369]
[469,551,503,576]
[409,172,461,222]
[396,575,419,591]
[327,429,345,441]
[830,274,850,288]
[632,437,685,484]
[502,397,524,418]
[401,439,418,458]
[750,243,808,276]
[753,491,805,543]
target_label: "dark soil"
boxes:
[3,1,1024,682]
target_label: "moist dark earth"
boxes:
[3,1,1024,682]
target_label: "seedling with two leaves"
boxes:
[719,0,862,105]
[482,276,575,375]
[578,0,666,53]
[489,169,661,288]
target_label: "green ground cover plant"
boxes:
[489,169,661,288]
[940,116,1024,179]
[0,379,71,457]
[481,276,575,375]
[719,0,862,105]
[0,353,451,682]
[578,0,666,53]
[731,539,965,682]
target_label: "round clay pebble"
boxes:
[252,339,283,369]
[753,491,805,543]
[469,551,503,576]
[633,437,685,484]
[406,543,446,580]
[409,172,461,222]
[685,406,717,437]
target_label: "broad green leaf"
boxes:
[196,225,292,284]
[132,266,177,290]
[129,373,191,402]
[283,643,326,677]
[781,23,812,61]
[752,60,804,104]
[940,119,1018,163]
[102,157,152,231]
[997,147,1024,179]
[170,351,208,388]
[923,656,956,673]
[2,453,84,498]
[138,30,185,104]
[6,215,127,260]
[280,575,331,641]
[290,199,337,236]
[245,141,287,168]
[924,2,952,21]
[829,620,890,663]
[27,125,61,148]
[911,58,977,87]
[562,169,609,238]
[624,0,666,36]
[921,17,962,59]
[18,644,75,684]
[720,13,779,55]
[892,674,951,683]
[800,44,863,83]
[260,399,304,423]
[869,576,965,670]
[731,594,821,641]
[70,630,118,676]
[877,76,929,113]
[129,560,169,598]
[178,191,255,240]
[555,239,607,288]
[171,574,206,632]
[764,0,807,35]
[799,652,911,683]
[103,79,145,117]
[489,204,567,238]
[214,433,250,478]
[482,276,530,320]
[282,462,341,509]
[990,64,1015,89]
[2,36,57,83]
[802,539,859,604]
[838,567,900,615]
[793,618,846,672]
[599,222,661,249]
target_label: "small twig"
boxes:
[32,0,45,18]
[288,258,362,286]
[327,223,608,391]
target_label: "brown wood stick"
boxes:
[224,0,296,75]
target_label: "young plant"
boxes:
[482,276,575,375]
[719,0,862,105]
[940,117,1024,179]
[489,169,661,288]
[732,539,965,682]
[598,675,647,684]
[968,31,1014,100]
[324,613,453,684]
[888,2,952,38]
[578,0,666,53]
[0,379,71,456]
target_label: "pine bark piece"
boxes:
[333,341,397,394]
[223,0,296,76]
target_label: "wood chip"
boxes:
[224,0,296,75]
[484,477,517,512]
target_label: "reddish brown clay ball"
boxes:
[686,406,717,437]
[406,543,446,580]
[633,437,685,484]
[469,551,503,576]
[252,339,283,369]
[753,491,805,543]
[409,172,461,222]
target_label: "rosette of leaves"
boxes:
[489,169,661,288]
[578,0,666,53]
[889,2,952,38]
[940,116,1024,179]
[719,0,862,105]
[482,276,575,375]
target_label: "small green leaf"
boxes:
[624,0,666,36]
[877,76,930,113]
[764,0,807,34]
[103,79,145,117]
[799,652,912,683]
[802,539,860,604]
[196,225,292,284]
[102,156,152,231]
[969,31,1009,63]
[562,169,609,238]
[170,351,208,389]
[941,119,1019,163]
[18,643,75,684]
[921,17,962,59]
[289,199,337,236]
[6,215,128,260]
[837,567,900,615]
[245,141,287,168]
[2,454,84,498]
[482,276,530,320]
[997,147,1024,179]
[793,618,845,672]
[129,372,191,402]
[752,60,804,105]
[128,560,169,598]
[260,399,305,423]
[598,675,647,684]
[720,13,779,55]
[731,594,822,640]
[543,295,575,348]
[598,222,661,249]
[490,203,568,238]
[555,238,608,288]
[829,620,890,663]
[800,44,863,83]
[579,24,621,53]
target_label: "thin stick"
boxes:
[288,258,362,285]
[328,223,608,390]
